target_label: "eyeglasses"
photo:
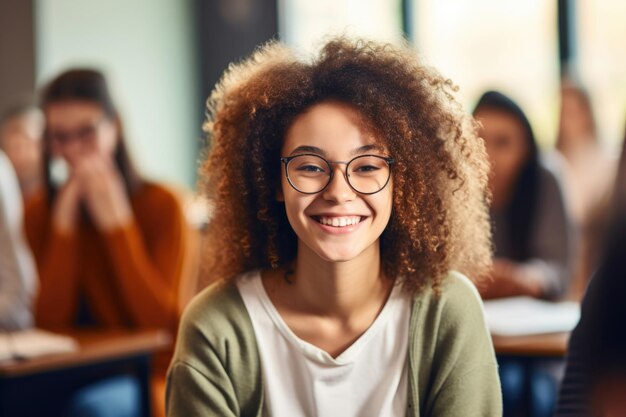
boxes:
[280,154,394,195]
[47,118,105,144]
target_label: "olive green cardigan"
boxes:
[166,271,502,416]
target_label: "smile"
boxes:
[311,215,364,227]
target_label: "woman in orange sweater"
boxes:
[25,69,186,417]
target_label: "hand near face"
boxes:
[46,102,132,232]
[479,258,544,299]
[74,153,133,231]
[51,175,82,234]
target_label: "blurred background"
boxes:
[2,0,625,189]
[2,2,626,416]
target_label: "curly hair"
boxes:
[199,37,492,294]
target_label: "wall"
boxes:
[0,0,36,113]
[34,0,199,186]
[195,0,278,107]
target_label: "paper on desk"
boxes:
[483,296,581,336]
[0,329,79,362]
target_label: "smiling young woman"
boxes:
[166,37,501,417]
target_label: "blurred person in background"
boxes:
[556,80,617,298]
[556,119,626,417]
[0,101,44,200]
[473,91,574,417]
[474,91,573,302]
[25,69,188,417]
[0,149,37,330]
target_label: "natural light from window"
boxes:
[412,0,559,147]
[578,0,626,149]
[278,0,403,56]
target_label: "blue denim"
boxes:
[499,357,564,417]
[65,375,142,417]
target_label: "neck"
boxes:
[285,240,391,320]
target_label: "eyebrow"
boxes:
[290,145,326,156]
[289,144,384,157]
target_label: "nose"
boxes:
[322,164,356,203]
[63,138,84,155]
[60,137,92,164]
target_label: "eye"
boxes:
[77,125,97,140]
[295,164,326,173]
[49,131,68,143]
[350,156,387,174]
[353,164,381,173]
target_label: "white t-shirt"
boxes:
[236,271,411,417]
[0,151,37,330]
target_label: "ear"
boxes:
[276,187,284,202]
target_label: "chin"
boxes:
[308,242,370,264]
[317,253,357,263]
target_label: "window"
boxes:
[278,0,403,54]
[578,1,626,147]
[411,0,560,146]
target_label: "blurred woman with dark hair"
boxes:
[474,91,573,301]
[25,69,187,417]
[473,91,574,417]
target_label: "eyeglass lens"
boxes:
[49,122,101,144]
[285,154,391,194]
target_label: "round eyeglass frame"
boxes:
[280,153,395,195]
[47,117,107,145]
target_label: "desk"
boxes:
[492,332,570,357]
[492,332,570,416]
[0,329,170,417]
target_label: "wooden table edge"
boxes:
[492,331,570,357]
[0,329,172,377]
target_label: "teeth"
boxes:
[317,216,362,227]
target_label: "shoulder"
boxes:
[440,270,481,300]
[133,182,182,211]
[533,163,570,227]
[181,278,251,333]
[174,277,258,369]
[169,274,264,415]
[439,272,487,330]
[410,271,490,347]
[537,160,566,199]
[23,189,48,223]
[412,271,483,318]
[24,188,46,209]
[131,182,186,229]
[408,272,501,413]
